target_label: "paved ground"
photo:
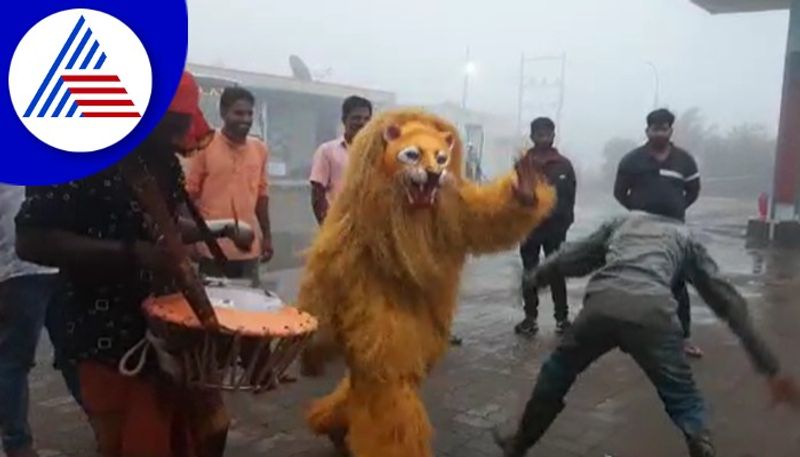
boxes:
[8,197,800,457]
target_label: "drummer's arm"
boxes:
[15,184,139,279]
[175,204,205,244]
[17,228,138,277]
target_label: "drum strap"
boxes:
[119,153,219,328]
[118,331,184,380]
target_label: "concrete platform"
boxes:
[7,198,800,457]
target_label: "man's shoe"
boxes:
[514,318,539,338]
[686,432,716,457]
[492,428,528,457]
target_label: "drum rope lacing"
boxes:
[118,331,183,378]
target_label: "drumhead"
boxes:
[143,286,317,337]
[207,286,283,313]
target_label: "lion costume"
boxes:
[296,109,555,457]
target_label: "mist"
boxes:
[186,0,788,179]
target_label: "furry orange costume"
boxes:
[296,109,555,457]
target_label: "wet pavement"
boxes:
[8,197,800,457]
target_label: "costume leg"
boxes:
[307,376,351,437]
[498,311,616,457]
[619,323,713,456]
[347,375,431,457]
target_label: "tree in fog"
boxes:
[703,123,775,197]
[601,137,638,182]
[598,108,775,198]
[672,107,717,161]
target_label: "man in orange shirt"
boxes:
[186,86,272,286]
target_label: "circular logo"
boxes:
[8,9,152,153]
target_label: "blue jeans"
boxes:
[673,277,692,339]
[515,303,707,452]
[0,274,81,453]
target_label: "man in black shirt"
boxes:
[613,108,703,358]
[515,118,577,337]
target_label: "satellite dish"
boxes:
[289,55,313,81]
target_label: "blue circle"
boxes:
[1,0,188,185]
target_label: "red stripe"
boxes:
[69,87,128,94]
[76,99,134,106]
[61,75,120,82]
[82,112,141,118]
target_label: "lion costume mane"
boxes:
[296,109,555,457]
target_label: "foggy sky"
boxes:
[186,0,789,168]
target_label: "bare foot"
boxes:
[684,341,704,358]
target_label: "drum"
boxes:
[141,283,317,392]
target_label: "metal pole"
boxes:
[557,53,566,132]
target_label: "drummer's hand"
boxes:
[260,236,274,263]
[768,375,800,409]
[131,240,171,274]
[223,225,255,252]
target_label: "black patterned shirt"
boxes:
[15,156,184,366]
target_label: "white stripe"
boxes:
[684,172,700,182]
[659,169,684,180]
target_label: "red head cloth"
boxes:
[169,71,213,152]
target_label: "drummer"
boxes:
[15,72,252,457]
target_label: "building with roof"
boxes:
[188,62,395,180]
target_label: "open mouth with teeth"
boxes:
[405,171,442,208]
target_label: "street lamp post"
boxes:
[462,46,475,110]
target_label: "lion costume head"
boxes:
[297,109,556,378]
[311,110,471,290]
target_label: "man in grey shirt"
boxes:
[493,211,798,457]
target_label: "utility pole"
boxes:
[517,53,567,139]
[557,52,566,129]
[461,46,472,110]
[645,61,660,110]
[516,52,525,137]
